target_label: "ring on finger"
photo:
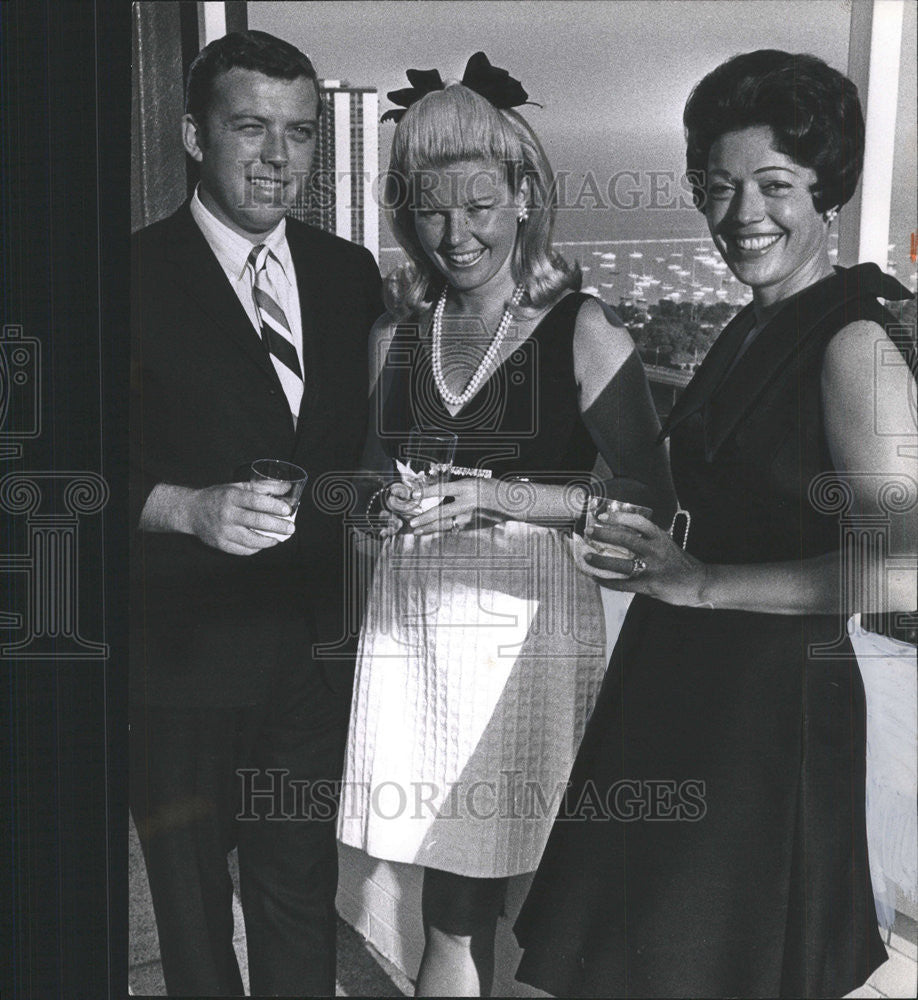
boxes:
[630,556,647,577]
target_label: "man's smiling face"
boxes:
[184,67,318,241]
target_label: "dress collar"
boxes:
[660,263,914,460]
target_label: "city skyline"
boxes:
[290,79,380,257]
[252,1,916,285]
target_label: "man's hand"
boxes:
[140,481,296,555]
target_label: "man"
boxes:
[130,30,381,996]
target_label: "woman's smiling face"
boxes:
[412,159,523,296]
[704,125,832,306]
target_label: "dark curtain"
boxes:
[131,2,187,231]
[131,2,249,232]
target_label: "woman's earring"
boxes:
[517,205,530,224]
[824,206,838,225]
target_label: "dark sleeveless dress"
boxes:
[378,292,598,477]
[514,265,913,997]
[338,294,614,877]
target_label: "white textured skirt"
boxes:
[337,521,607,878]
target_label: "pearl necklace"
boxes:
[431,283,525,409]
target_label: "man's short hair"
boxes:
[185,29,320,124]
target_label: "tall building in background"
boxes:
[291,79,379,260]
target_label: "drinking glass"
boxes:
[249,459,308,541]
[387,429,459,527]
[584,497,653,570]
[402,429,458,477]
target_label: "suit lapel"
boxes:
[163,204,281,386]
[287,226,324,432]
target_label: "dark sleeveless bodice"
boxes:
[669,302,841,563]
[666,264,915,566]
[379,292,596,480]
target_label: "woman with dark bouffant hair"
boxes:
[337,54,675,996]
[515,49,916,998]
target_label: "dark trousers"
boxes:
[130,660,350,997]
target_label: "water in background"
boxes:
[379,232,854,312]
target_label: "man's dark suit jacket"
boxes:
[130,203,382,707]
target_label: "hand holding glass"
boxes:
[385,430,459,530]
[584,498,653,571]
[249,459,308,541]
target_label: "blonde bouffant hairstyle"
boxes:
[382,83,580,319]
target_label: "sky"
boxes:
[250,0,916,275]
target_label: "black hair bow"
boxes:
[380,51,538,123]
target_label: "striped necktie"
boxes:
[248,244,303,422]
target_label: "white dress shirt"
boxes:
[190,187,304,422]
